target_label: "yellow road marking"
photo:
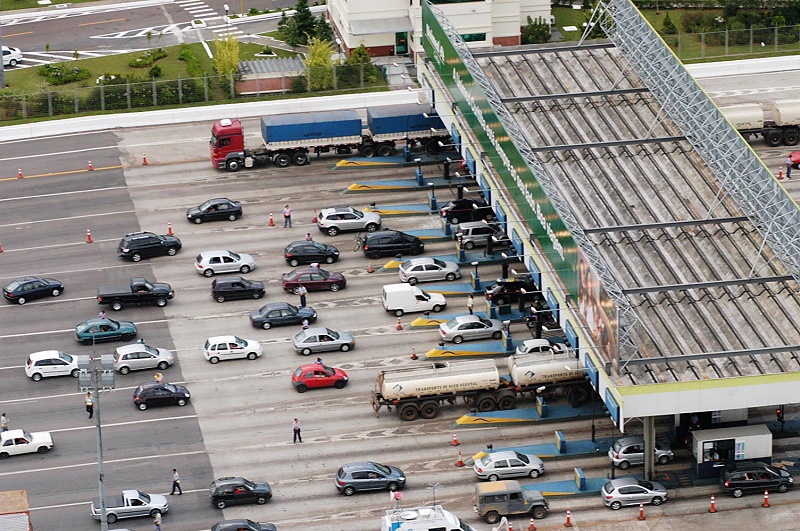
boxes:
[2,165,123,183]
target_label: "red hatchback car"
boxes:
[291,363,348,393]
[282,267,346,293]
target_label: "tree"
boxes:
[661,12,677,35]
[521,16,551,44]
[304,37,334,91]
[315,13,334,42]
[583,1,610,39]
[277,11,290,39]
[338,44,378,87]
[284,0,317,47]
[213,35,240,78]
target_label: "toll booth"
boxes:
[691,424,773,479]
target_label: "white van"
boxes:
[382,283,446,316]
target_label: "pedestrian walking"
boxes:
[138,338,146,345]
[154,372,164,383]
[85,392,95,419]
[315,357,323,365]
[170,468,182,495]
[302,318,309,330]
[297,285,308,307]
[98,310,106,319]
[283,204,293,228]
[305,232,313,241]
[1,413,8,432]
[153,511,162,531]
[788,155,794,179]
[293,418,302,443]
[467,294,474,315]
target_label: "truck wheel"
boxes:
[377,144,395,157]
[359,145,376,157]
[274,154,291,168]
[765,129,783,147]
[106,514,118,524]
[226,159,241,172]
[111,301,123,311]
[156,298,167,307]
[484,511,500,524]
[498,395,517,410]
[292,152,309,166]
[477,395,497,412]
[568,387,589,405]
[419,401,439,419]
[399,404,419,421]
[119,366,130,375]
[533,506,548,519]
[785,129,799,146]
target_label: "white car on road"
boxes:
[0,429,54,458]
[204,336,263,363]
[2,46,22,67]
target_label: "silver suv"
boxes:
[608,436,674,469]
[317,206,381,236]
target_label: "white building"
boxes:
[328,0,551,57]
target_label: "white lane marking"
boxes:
[0,186,127,202]
[0,263,138,282]
[0,144,118,163]
[0,296,95,309]
[0,318,168,340]
[0,210,135,229]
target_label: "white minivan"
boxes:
[382,283,446,317]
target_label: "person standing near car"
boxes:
[153,511,162,531]
[788,155,794,179]
[467,294,474,315]
[1,413,8,432]
[85,392,95,419]
[297,285,308,307]
[283,204,293,228]
[293,418,302,443]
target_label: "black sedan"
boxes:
[132,382,190,410]
[249,302,317,330]
[186,198,243,224]
[284,241,339,267]
[3,276,64,305]
[212,520,277,531]
[212,277,265,303]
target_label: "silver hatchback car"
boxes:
[398,257,461,285]
[608,436,674,469]
[292,327,355,356]
[195,250,256,277]
[601,478,667,510]
[474,450,545,481]
[439,315,504,344]
[113,344,174,374]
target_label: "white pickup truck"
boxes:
[90,489,168,524]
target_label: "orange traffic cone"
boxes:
[17,168,23,178]
[763,490,770,508]
[508,522,514,531]
[312,209,318,223]
[168,222,173,236]
[410,347,418,360]
[452,433,459,446]
[456,450,464,467]
[142,152,148,165]
[709,494,717,513]
[269,213,275,227]
[565,509,573,527]
[779,168,784,180]
[86,228,93,244]
[88,160,93,171]
[368,261,374,273]
[396,317,403,330]
[529,516,536,531]
[638,502,645,521]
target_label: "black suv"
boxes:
[211,277,265,303]
[440,198,495,225]
[209,477,272,509]
[284,241,339,267]
[132,382,190,410]
[721,462,793,498]
[117,231,182,262]
[361,230,424,259]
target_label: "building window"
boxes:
[461,33,487,43]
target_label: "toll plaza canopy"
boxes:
[420,0,800,422]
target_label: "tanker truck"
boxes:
[371,352,591,421]
[209,104,451,171]
[720,100,800,147]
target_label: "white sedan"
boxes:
[0,429,53,458]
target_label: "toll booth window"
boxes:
[702,442,721,462]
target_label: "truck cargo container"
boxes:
[720,100,800,146]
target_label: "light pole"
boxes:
[223,4,230,36]
[78,354,116,531]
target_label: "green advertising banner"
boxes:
[421,0,579,296]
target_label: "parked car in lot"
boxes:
[292,327,355,355]
[721,462,794,497]
[0,429,53,458]
[211,277,265,302]
[292,363,348,393]
[398,257,461,285]
[334,462,406,496]
[250,302,317,330]
[117,231,181,262]
[186,197,243,223]
[474,480,548,523]
[3,276,64,305]
[317,206,381,236]
[195,250,256,277]
[113,344,174,374]
[361,229,423,259]
[75,318,137,345]
[209,477,272,509]
[25,350,79,381]
[204,336,263,363]
[284,241,340,267]
[608,436,674,469]
[438,315,504,344]
[212,520,277,531]
[441,198,495,224]
[2,46,23,67]
[601,477,668,510]
[473,450,544,481]
[282,266,346,293]
[132,382,190,410]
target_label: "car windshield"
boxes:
[432,258,446,267]
[294,331,308,342]
[198,200,214,210]
[460,523,476,531]
[639,480,654,490]
[479,455,492,466]
[229,251,240,260]
[59,351,74,363]
[418,289,431,301]
[479,318,492,327]
[142,345,159,355]
[372,462,392,475]
[22,431,32,441]
[326,329,340,339]
[312,242,327,251]
[515,452,530,464]
[136,491,151,503]
[243,479,256,489]
[107,318,120,328]
[163,383,177,393]
[233,337,247,347]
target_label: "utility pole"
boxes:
[78,354,116,531]
[0,16,6,88]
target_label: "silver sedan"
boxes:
[113,344,174,374]
[438,315,504,344]
[194,250,257,277]
[292,328,355,356]
[398,257,461,285]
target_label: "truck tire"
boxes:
[784,128,799,146]
[532,506,548,519]
[568,386,589,406]
[359,145,376,157]
[226,159,241,172]
[156,298,167,307]
[274,153,291,167]
[377,144,395,157]
[111,300,123,311]
[477,394,497,412]
[765,129,783,147]
[292,152,309,166]
[399,403,419,421]
[497,394,517,410]
[419,401,439,419]
[106,513,118,524]
[484,511,500,524]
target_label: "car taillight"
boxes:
[197,264,203,269]
[337,480,345,486]
[98,296,103,302]
[724,480,730,487]
[133,396,140,402]
[476,467,483,473]
[604,494,613,499]
[363,244,369,250]
[615,452,620,459]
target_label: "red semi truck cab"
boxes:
[210,119,246,170]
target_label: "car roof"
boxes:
[199,250,236,257]
[484,450,528,461]
[115,344,149,354]
[616,436,644,444]
[259,302,291,310]
[80,318,114,326]
[287,266,326,274]
[1,429,25,439]
[402,257,436,266]
[28,350,63,360]
[341,461,378,471]
[476,480,521,492]
[606,477,639,487]
[207,335,240,343]
[214,476,247,485]
[301,327,331,335]
[297,363,333,371]
[454,315,482,324]
[320,206,354,213]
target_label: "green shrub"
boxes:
[177,44,204,77]
[291,76,307,93]
[128,48,168,68]
[37,63,92,86]
[248,7,260,15]
[148,65,163,78]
